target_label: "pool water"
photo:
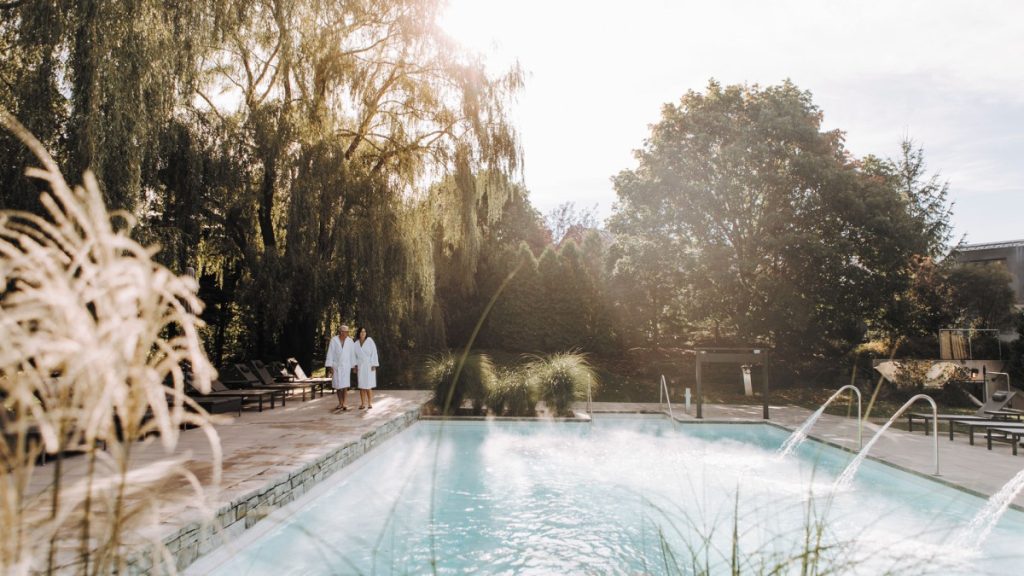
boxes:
[190,416,1024,575]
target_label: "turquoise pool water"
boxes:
[191,416,1024,575]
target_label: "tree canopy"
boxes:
[609,80,935,361]
[0,0,533,376]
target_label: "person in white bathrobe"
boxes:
[325,324,357,412]
[354,326,379,409]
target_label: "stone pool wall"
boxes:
[125,403,422,574]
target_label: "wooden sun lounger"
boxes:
[950,419,1024,446]
[189,396,242,417]
[985,427,1024,455]
[229,363,319,401]
[907,391,1021,439]
[190,380,281,412]
[252,360,327,396]
[907,413,991,438]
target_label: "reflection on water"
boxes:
[198,417,1024,576]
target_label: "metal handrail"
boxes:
[837,384,863,449]
[658,375,674,420]
[892,391,937,473]
[586,379,593,421]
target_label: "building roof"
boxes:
[957,239,1024,252]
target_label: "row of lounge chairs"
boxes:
[905,390,1024,454]
[2,360,329,464]
[186,360,330,415]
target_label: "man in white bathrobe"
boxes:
[325,324,356,412]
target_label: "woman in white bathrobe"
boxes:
[354,327,379,409]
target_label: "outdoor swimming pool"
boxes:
[189,416,1024,575]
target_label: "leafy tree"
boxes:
[1,0,526,377]
[0,0,224,212]
[1006,311,1024,385]
[606,231,689,347]
[945,264,1016,329]
[580,230,619,353]
[609,80,924,361]
[436,177,549,348]
[862,139,955,258]
[484,242,545,351]
[862,140,958,354]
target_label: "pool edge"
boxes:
[126,401,426,575]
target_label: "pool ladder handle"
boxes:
[658,375,675,420]
[586,379,593,421]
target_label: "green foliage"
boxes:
[484,243,545,350]
[862,139,954,258]
[486,368,537,416]
[425,351,497,414]
[1,0,526,373]
[481,237,619,354]
[528,351,599,417]
[1006,311,1024,386]
[608,80,936,362]
[945,264,1016,329]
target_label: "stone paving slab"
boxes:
[28,389,431,573]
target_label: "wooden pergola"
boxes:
[694,347,771,420]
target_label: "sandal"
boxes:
[332,405,348,413]
[367,405,373,409]
[358,405,366,410]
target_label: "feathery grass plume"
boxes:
[425,351,496,415]
[527,350,598,417]
[486,368,536,416]
[0,110,222,575]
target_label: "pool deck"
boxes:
[587,401,1024,509]
[32,390,431,573]
[30,394,1024,572]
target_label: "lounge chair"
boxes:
[229,363,319,401]
[275,360,332,397]
[188,377,283,412]
[188,396,242,417]
[951,419,1024,445]
[985,426,1024,455]
[906,390,1019,436]
[252,360,327,396]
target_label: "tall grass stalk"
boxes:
[0,111,222,574]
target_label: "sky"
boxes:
[441,0,1024,244]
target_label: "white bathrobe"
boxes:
[355,337,379,390]
[325,335,356,389]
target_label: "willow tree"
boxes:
[0,0,228,213]
[196,0,522,368]
[0,1,68,213]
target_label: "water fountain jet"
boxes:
[952,464,1024,550]
[778,384,862,458]
[833,394,938,490]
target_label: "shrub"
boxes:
[487,368,536,416]
[425,351,496,414]
[529,351,599,417]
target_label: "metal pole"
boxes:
[762,350,770,420]
[983,364,988,402]
[696,351,704,419]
